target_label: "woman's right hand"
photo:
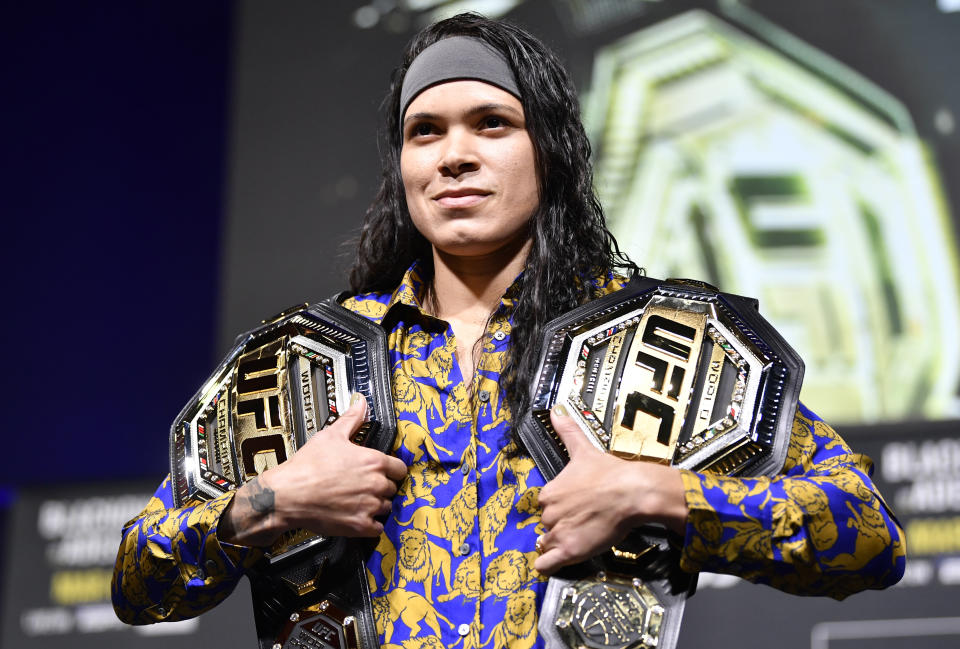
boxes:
[219,393,408,547]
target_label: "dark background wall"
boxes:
[1,1,234,486]
[1,2,243,643]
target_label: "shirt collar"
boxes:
[382,260,524,323]
[383,261,430,315]
[382,261,627,316]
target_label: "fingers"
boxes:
[384,455,409,482]
[533,530,575,575]
[352,446,407,481]
[534,548,566,575]
[537,498,559,527]
[339,393,407,480]
[535,529,557,556]
[376,497,394,516]
[346,517,384,538]
[372,473,401,499]
[359,493,394,520]
[320,393,407,481]
[351,495,393,536]
[331,392,368,439]
[549,403,592,458]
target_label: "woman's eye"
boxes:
[412,123,434,137]
[483,116,506,129]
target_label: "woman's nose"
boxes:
[438,129,480,177]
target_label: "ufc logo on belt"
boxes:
[610,306,707,463]
[234,340,292,477]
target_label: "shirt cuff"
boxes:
[174,490,264,589]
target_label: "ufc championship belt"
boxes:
[169,299,395,649]
[519,276,803,649]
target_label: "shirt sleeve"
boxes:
[111,475,264,624]
[678,402,906,600]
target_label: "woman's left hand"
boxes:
[533,404,689,576]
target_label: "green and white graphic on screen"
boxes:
[584,9,960,425]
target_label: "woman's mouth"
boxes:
[434,189,490,208]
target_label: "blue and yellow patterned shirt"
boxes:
[112,263,906,647]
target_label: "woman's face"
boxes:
[400,80,539,259]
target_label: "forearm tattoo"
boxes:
[246,477,275,515]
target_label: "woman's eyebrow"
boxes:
[403,111,438,128]
[403,103,523,128]
[463,102,523,118]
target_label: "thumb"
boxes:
[549,402,592,458]
[332,392,368,439]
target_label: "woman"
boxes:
[113,13,905,647]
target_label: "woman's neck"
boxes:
[427,237,530,384]
[429,242,529,319]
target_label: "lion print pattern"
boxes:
[515,487,543,532]
[111,481,262,624]
[395,528,452,602]
[395,486,479,549]
[457,437,492,486]
[399,460,451,506]
[680,408,905,596]
[381,635,447,649]
[484,442,537,492]
[480,484,518,554]
[374,533,398,588]
[374,590,453,642]
[481,589,538,649]
[437,552,481,602]
[342,267,567,645]
[111,265,903,635]
[482,550,543,601]
[356,269,899,642]
[452,619,485,649]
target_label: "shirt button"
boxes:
[493,330,506,341]
[458,542,471,556]
[157,606,167,617]
[458,623,471,637]
[461,464,471,476]
[478,390,490,403]
[204,559,217,573]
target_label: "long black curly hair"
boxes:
[349,12,637,450]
